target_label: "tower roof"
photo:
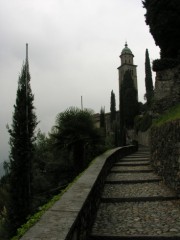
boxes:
[121,42,133,55]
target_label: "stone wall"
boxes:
[127,129,150,147]
[153,65,180,113]
[150,120,180,194]
[137,130,150,147]
[21,145,137,240]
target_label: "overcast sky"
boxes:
[0,0,160,163]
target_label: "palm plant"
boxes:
[51,107,102,172]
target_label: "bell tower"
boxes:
[117,42,138,96]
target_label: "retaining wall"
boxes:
[151,120,180,194]
[153,64,180,113]
[21,145,137,240]
[137,130,150,147]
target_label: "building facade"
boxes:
[117,42,138,104]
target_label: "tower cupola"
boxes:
[120,42,134,65]
[117,42,138,101]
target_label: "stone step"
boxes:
[121,157,150,160]
[128,152,150,155]
[90,147,180,240]
[106,172,161,183]
[90,235,180,239]
[101,196,178,203]
[128,157,150,158]
[90,200,180,238]
[114,163,150,166]
[111,170,153,173]
[105,179,161,184]
[111,166,152,171]
[102,182,176,199]
[121,158,150,162]
[119,160,150,164]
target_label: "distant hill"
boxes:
[0,162,5,178]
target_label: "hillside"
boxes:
[153,104,180,126]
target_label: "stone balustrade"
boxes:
[21,145,137,240]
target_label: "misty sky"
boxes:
[0,0,160,163]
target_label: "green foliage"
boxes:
[0,187,9,215]
[138,102,147,113]
[0,208,8,240]
[51,107,103,172]
[10,166,90,240]
[153,58,179,71]
[31,108,105,215]
[153,104,180,127]
[143,0,180,59]
[145,49,154,105]
[32,129,76,211]
[110,90,116,124]
[119,80,125,146]
[100,107,106,128]
[110,91,119,146]
[134,116,142,133]
[0,176,9,240]
[7,60,38,235]
[121,71,139,129]
[11,193,60,240]
[134,113,152,133]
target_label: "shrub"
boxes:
[153,58,179,72]
[134,113,152,133]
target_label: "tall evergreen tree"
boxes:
[99,107,106,138]
[110,90,116,124]
[145,49,153,106]
[119,84,126,146]
[7,46,38,234]
[121,70,139,128]
[100,107,105,129]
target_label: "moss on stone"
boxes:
[152,104,180,127]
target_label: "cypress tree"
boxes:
[7,45,38,234]
[110,90,119,147]
[100,107,105,129]
[119,84,126,146]
[145,49,153,106]
[121,70,139,128]
[110,90,116,125]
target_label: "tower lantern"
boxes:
[117,42,138,99]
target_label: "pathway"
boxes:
[90,146,180,239]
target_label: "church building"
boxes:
[93,43,138,135]
[117,42,138,103]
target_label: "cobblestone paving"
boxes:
[90,147,180,238]
[106,172,161,181]
[91,201,180,236]
[102,182,176,198]
[115,160,150,164]
[121,157,150,160]
[111,165,152,172]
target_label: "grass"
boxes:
[152,104,180,127]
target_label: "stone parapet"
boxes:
[20,145,137,240]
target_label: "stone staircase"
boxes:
[89,146,180,239]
